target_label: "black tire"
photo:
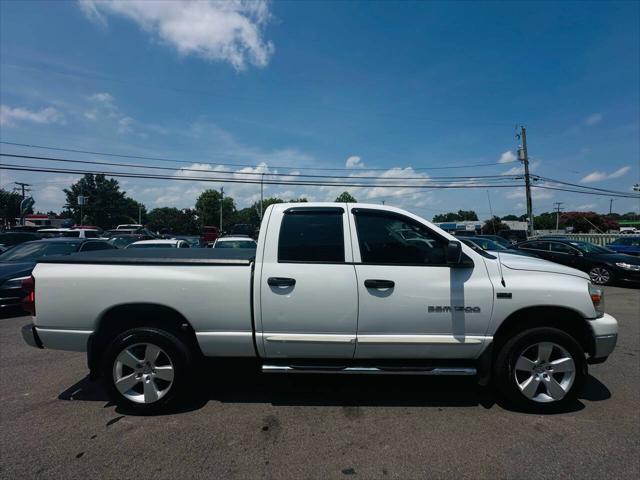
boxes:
[493,327,587,413]
[101,327,194,414]
[589,265,612,285]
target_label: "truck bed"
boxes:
[38,248,255,266]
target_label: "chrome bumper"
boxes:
[588,313,618,359]
[21,323,43,349]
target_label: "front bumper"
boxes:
[588,313,618,359]
[21,323,43,349]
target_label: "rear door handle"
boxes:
[364,279,395,289]
[268,277,296,287]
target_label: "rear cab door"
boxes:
[256,204,358,358]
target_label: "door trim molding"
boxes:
[262,333,356,344]
[356,334,490,345]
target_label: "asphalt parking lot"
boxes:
[1,287,638,480]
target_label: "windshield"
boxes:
[127,243,175,249]
[215,240,256,249]
[569,241,613,254]
[0,242,78,262]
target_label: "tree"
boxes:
[433,210,478,223]
[501,214,520,221]
[147,208,200,234]
[63,174,144,228]
[195,189,236,230]
[0,189,26,227]
[482,216,510,234]
[560,211,618,233]
[533,212,556,230]
[335,192,357,203]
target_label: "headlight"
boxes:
[615,262,640,271]
[589,283,605,318]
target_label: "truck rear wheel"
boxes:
[102,327,194,413]
[493,327,587,412]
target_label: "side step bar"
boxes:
[262,365,476,376]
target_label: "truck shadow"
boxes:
[58,361,611,416]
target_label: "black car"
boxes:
[458,237,535,257]
[0,232,43,251]
[510,239,640,286]
[0,238,115,318]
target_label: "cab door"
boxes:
[258,206,358,358]
[349,208,494,359]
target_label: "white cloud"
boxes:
[89,92,115,104]
[85,92,137,134]
[345,156,364,169]
[575,203,596,211]
[499,150,516,163]
[581,166,631,183]
[609,166,631,179]
[585,113,603,126]
[0,105,65,126]
[78,0,274,70]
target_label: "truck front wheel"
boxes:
[101,327,194,413]
[494,327,587,412]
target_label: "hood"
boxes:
[498,254,589,280]
[590,253,640,264]
[0,262,36,283]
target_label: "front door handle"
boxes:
[364,279,395,289]
[268,277,296,287]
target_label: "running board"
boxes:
[261,364,476,376]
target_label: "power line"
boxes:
[0,164,525,190]
[0,152,523,183]
[0,141,519,172]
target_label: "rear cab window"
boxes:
[278,208,345,263]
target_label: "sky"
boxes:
[1,0,639,221]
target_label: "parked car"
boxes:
[230,224,254,237]
[200,226,220,246]
[473,235,512,248]
[511,239,640,285]
[606,237,640,257]
[126,239,190,249]
[116,224,143,230]
[210,236,258,249]
[0,238,115,318]
[0,232,43,251]
[107,234,154,249]
[171,236,201,248]
[457,237,534,257]
[498,230,528,244]
[37,228,103,239]
[21,203,617,413]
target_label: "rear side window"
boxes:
[278,209,344,262]
[520,241,549,251]
[550,242,577,254]
[84,231,99,238]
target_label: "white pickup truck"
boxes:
[21,203,618,413]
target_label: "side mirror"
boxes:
[446,240,462,265]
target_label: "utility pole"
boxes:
[14,182,32,226]
[553,202,564,232]
[609,198,615,215]
[259,173,264,220]
[518,126,534,237]
[219,187,224,232]
[138,205,143,225]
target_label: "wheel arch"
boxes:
[88,303,202,377]
[491,306,594,357]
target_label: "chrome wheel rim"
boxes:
[589,267,610,285]
[514,342,575,403]
[112,343,174,404]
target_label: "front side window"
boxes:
[278,209,344,262]
[354,211,447,265]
